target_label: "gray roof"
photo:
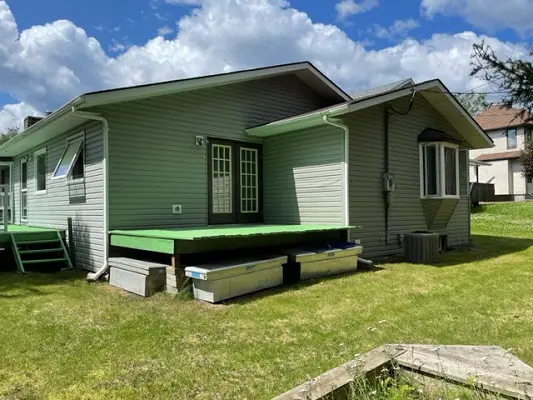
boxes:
[351,78,415,100]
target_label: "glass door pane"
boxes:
[240,147,258,214]
[211,144,233,214]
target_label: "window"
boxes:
[240,147,259,213]
[526,127,532,146]
[420,142,459,199]
[34,148,47,194]
[507,128,517,149]
[208,139,262,224]
[21,158,28,222]
[53,135,84,180]
[211,144,233,214]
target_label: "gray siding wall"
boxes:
[263,125,345,225]
[12,121,104,271]
[101,74,328,229]
[347,96,470,258]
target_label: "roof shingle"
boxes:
[475,105,532,131]
[475,150,522,161]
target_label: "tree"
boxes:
[520,142,533,183]
[457,92,489,116]
[0,127,19,146]
[470,41,533,121]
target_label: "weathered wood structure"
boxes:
[274,344,533,400]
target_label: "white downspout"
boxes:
[71,108,109,281]
[323,115,350,227]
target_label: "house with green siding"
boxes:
[0,62,493,276]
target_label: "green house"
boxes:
[0,62,493,274]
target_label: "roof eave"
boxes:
[247,79,494,150]
[0,96,85,156]
[81,62,351,108]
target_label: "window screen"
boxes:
[444,147,457,196]
[54,138,83,179]
[424,145,438,196]
[507,128,517,149]
[36,151,46,192]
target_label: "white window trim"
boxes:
[506,128,517,150]
[0,161,13,224]
[52,132,85,181]
[240,147,259,214]
[419,142,460,200]
[211,144,233,214]
[34,147,47,195]
[20,157,28,223]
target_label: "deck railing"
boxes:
[0,184,10,232]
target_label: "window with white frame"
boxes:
[34,148,47,194]
[507,128,517,149]
[420,142,459,198]
[53,134,84,180]
[21,158,28,222]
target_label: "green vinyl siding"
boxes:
[347,95,470,258]
[263,125,345,225]
[101,74,329,230]
[12,121,105,271]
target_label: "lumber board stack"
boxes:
[166,266,186,294]
[109,257,167,297]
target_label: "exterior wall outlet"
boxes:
[354,239,361,245]
[172,204,182,214]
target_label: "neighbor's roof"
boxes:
[351,78,415,100]
[0,61,350,157]
[475,105,533,131]
[247,79,494,150]
[475,150,522,162]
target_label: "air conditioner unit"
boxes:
[404,231,440,264]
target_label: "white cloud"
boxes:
[164,0,202,5]
[157,25,174,36]
[0,0,530,131]
[335,0,379,20]
[109,39,127,53]
[0,102,41,132]
[421,0,533,36]
[374,19,420,39]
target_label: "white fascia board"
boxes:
[0,97,84,157]
[81,63,347,108]
[246,103,350,137]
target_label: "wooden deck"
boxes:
[0,225,64,244]
[0,225,71,273]
[275,344,533,400]
[110,224,353,256]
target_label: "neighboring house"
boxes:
[470,106,533,201]
[0,62,492,272]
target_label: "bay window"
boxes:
[420,142,459,198]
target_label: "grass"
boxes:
[1,203,533,399]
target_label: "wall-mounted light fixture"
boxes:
[195,136,209,147]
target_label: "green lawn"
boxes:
[1,203,533,399]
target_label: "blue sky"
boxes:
[0,0,532,130]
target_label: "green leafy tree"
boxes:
[471,41,533,181]
[0,127,19,146]
[457,92,489,116]
[470,41,533,120]
[520,143,533,183]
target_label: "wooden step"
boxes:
[22,258,68,265]
[17,239,61,246]
[19,247,63,255]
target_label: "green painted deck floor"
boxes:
[2,225,60,233]
[111,224,353,241]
